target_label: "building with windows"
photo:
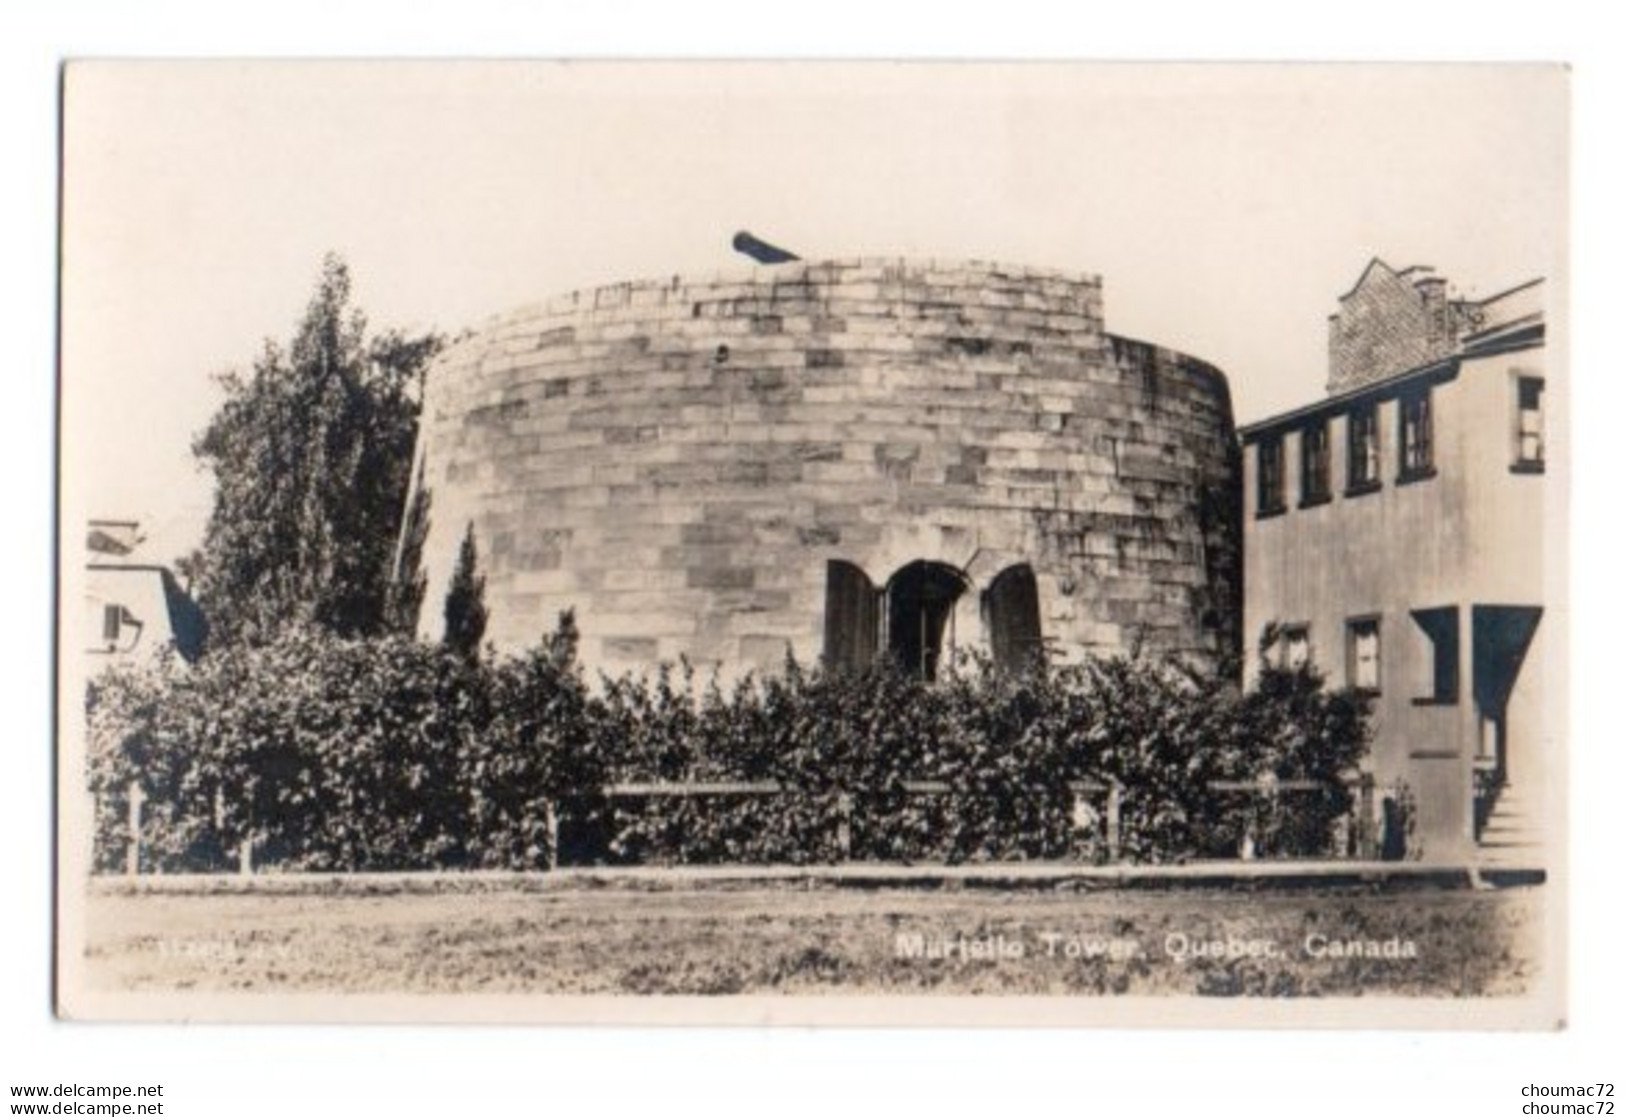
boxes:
[405,257,1242,683]
[85,520,207,667]
[1241,260,1549,865]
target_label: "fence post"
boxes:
[544,799,559,871]
[125,780,143,877]
[238,834,254,876]
[836,793,853,862]
[1357,772,1376,860]
[1105,783,1122,863]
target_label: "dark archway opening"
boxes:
[885,561,967,680]
[1470,604,1543,836]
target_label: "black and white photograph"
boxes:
[54,60,1566,1027]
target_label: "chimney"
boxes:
[1412,271,1454,351]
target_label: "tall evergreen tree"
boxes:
[442,523,488,659]
[190,254,441,647]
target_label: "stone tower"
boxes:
[404,257,1241,680]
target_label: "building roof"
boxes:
[1238,354,1462,440]
[1241,273,1545,441]
[87,520,143,557]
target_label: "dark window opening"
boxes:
[102,603,122,643]
[1346,403,1381,493]
[884,561,967,681]
[1515,376,1545,471]
[1410,606,1460,705]
[1300,421,1331,506]
[1277,623,1311,670]
[984,564,1043,674]
[1398,389,1435,481]
[1347,616,1381,694]
[1256,435,1285,517]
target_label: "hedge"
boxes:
[85,620,1370,872]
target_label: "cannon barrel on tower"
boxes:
[732,230,800,264]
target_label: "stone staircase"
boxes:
[1477,781,1544,870]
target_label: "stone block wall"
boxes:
[407,257,1240,679]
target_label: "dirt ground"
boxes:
[80,877,1544,997]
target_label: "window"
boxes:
[1514,376,1545,472]
[1274,624,1311,670]
[1347,617,1381,693]
[102,603,123,644]
[1410,606,1459,705]
[1346,403,1380,494]
[1256,435,1285,516]
[1299,421,1330,506]
[1398,389,1434,481]
[95,603,141,653]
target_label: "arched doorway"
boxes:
[884,561,967,680]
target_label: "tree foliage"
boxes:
[88,631,489,872]
[189,254,441,648]
[441,523,488,659]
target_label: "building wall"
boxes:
[409,258,1240,679]
[1245,377,1468,848]
[1455,350,1549,802]
[84,565,195,665]
[1243,346,1546,859]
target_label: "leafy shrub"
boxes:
[89,631,488,871]
[87,653,225,872]
[86,629,1370,871]
[479,620,599,868]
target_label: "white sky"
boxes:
[61,62,1565,565]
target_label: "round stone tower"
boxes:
[405,258,1241,679]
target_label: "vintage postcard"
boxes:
[55,60,1567,1026]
